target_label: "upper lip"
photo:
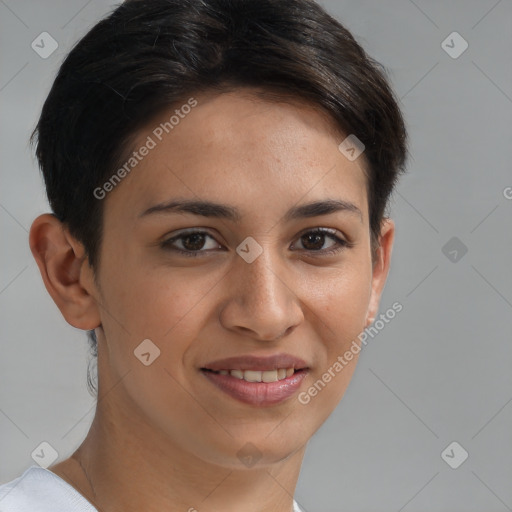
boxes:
[201,353,309,371]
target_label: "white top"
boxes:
[0,465,304,512]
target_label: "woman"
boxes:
[0,0,407,510]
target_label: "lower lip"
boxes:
[201,369,308,406]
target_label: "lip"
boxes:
[201,353,309,372]
[201,368,309,406]
[200,353,310,406]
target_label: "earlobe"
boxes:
[366,218,395,325]
[29,214,101,330]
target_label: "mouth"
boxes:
[201,367,304,382]
[199,353,309,406]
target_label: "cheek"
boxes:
[295,269,371,422]
[302,258,372,396]
[100,263,227,372]
[308,259,373,335]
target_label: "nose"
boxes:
[219,247,304,341]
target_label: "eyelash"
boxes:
[160,228,353,258]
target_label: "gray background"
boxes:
[1,1,511,511]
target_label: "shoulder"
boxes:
[0,466,97,512]
[2,466,302,512]
[293,498,305,512]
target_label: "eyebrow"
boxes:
[139,198,363,223]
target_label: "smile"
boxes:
[205,368,296,382]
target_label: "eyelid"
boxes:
[296,226,337,238]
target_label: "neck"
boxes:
[59,385,305,512]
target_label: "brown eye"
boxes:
[293,228,352,256]
[300,232,330,251]
[161,230,222,257]
[180,233,207,251]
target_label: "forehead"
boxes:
[102,89,369,223]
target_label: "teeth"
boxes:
[262,370,278,382]
[244,370,263,382]
[215,368,297,382]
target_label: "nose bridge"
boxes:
[220,241,303,340]
[238,243,285,303]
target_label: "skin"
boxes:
[29,89,394,512]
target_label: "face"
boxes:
[59,89,393,468]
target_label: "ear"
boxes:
[29,214,102,330]
[365,218,395,327]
